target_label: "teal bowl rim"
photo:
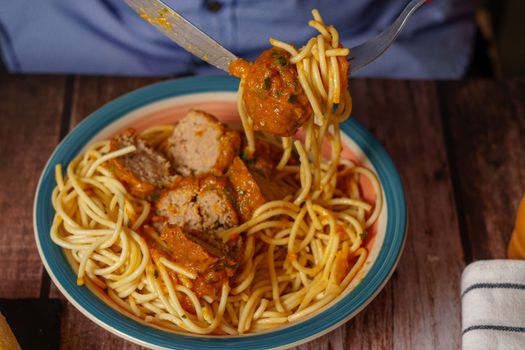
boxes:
[33,76,407,350]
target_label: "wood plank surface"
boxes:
[0,73,66,298]
[68,76,165,127]
[4,72,524,349]
[349,79,464,350]
[438,79,525,261]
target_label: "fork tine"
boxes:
[349,0,428,74]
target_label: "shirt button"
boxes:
[206,1,222,13]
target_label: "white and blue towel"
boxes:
[462,260,525,350]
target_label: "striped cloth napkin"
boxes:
[462,260,525,349]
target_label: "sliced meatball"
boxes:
[166,228,242,300]
[198,176,239,232]
[143,225,216,272]
[109,129,175,198]
[154,177,201,232]
[226,157,268,222]
[182,229,241,260]
[160,225,218,272]
[142,225,241,300]
[155,175,239,234]
[227,156,293,222]
[166,110,241,176]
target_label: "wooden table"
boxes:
[1,73,524,349]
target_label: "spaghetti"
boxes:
[50,9,382,335]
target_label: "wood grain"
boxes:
[349,79,465,349]
[290,283,394,350]
[69,76,165,127]
[438,79,525,260]
[0,73,66,298]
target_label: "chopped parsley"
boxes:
[223,189,237,205]
[149,191,160,201]
[263,77,271,90]
[225,262,239,270]
[288,94,298,104]
[181,314,187,319]
[359,232,367,241]
[153,270,159,279]
[245,156,257,165]
[275,56,288,67]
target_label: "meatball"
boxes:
[108,129,175,198]
[229,48,312,136]
[149,225,218,272]
[198,176,239,232]
[227,156,293,222]
[155,175,239,234]
[166,109,241,176]
[154,177,202,232]
[143,224,241,300]
[160,225,242,300]
[226,157,268,222]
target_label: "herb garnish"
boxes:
[288,94,298,103]
[223,189,237,206]
[149,191,160,201]
[245,156,257,165]
[275,56,288,67]
[263,77,271,90]
[225,262,239,270]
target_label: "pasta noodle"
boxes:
[50,9,382,335]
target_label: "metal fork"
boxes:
[124,0,429,74]
[349,0,429,73]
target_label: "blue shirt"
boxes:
[0,0,475,78]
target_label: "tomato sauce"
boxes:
[229,48,312,137]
